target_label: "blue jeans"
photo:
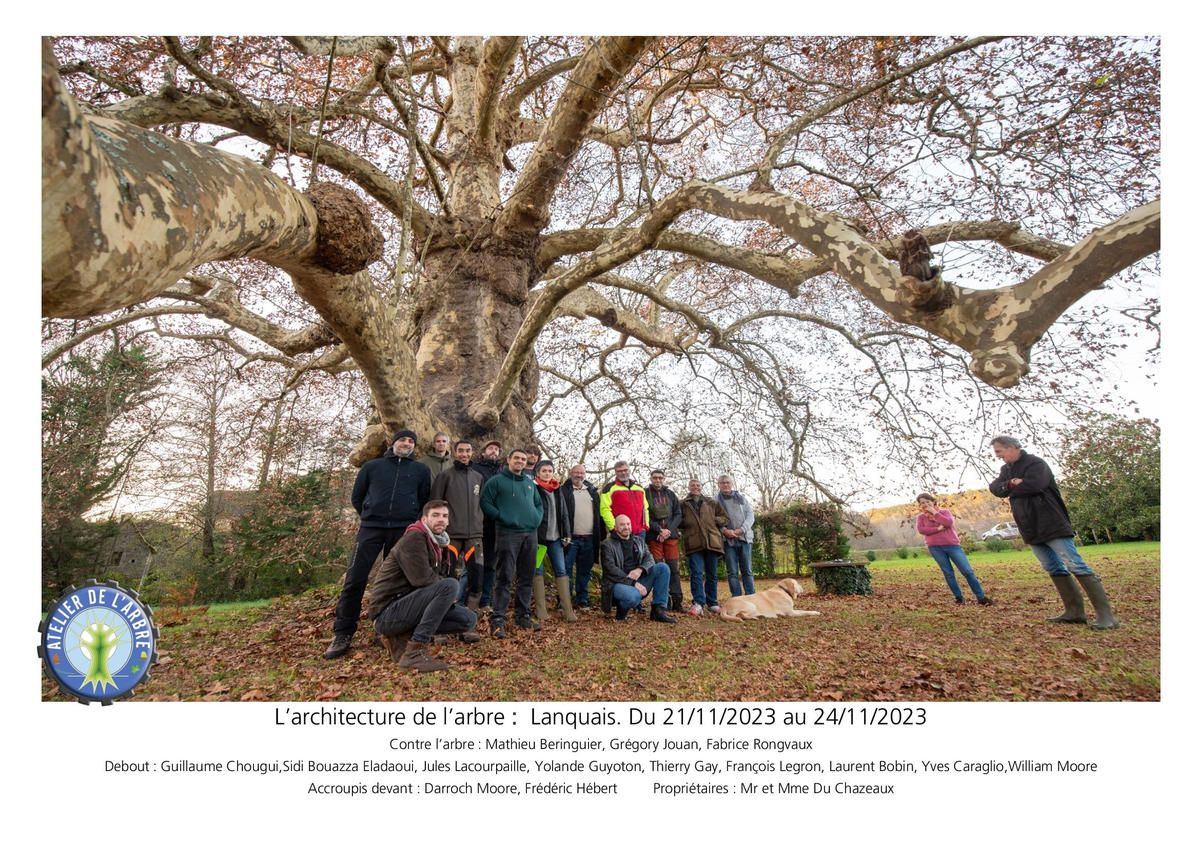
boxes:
[724,539,755,596]
[687,551,719,607]
[611,561,670,611]
[563,536,595,605]
[928,544,987,601]
[540,539,568,577]
[1029,537,1095,577]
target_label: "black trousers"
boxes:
[333,524,408,636]
[491,529,537,621]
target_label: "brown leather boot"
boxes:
[380,631,410,663]
[398,641,450,673]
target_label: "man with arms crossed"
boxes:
[989,435,1118,629]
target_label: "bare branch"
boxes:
[495,37,656,236]
[43,305,204,367]
[173,274,339,356]
[556,287,686,351]
[500,54,582,117]
[285,36,396,57]
[43,41,321,316]
[539,220,1067,296]
[751,36,1004,190]
[475,36,521,145]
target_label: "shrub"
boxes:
[216,471,353,601]
[813,563,872,595]
[896,546,910,559]
[984,538,1011,552]
[865,550,877,562]
[757,501,849,575]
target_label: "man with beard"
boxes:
[370,500,479,673]
[600,460,650,540]
[325,429,430,659]
[418,432,453,479]
[679,479,729,616]
[601,514,676,624]
[480,449,544,638]
[431,440,486,609]
[646,469,685,612]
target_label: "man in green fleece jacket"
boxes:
[479,448,544,638]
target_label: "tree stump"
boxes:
[811,559,872,595]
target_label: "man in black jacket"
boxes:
[989,435,1118,629]
[431,440,486,609]
[325,429,432,659]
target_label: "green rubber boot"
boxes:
[554,576,577,622]
[533,573,549,622]
[1075,574,1119,630]
[1047,573,1087,624]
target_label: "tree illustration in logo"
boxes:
[79,621,119,692]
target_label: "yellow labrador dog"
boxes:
[719,578,819,622]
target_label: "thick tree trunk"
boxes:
[412,229,541,447]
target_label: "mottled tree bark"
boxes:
[42,41,320,317]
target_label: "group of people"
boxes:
[912,436,1118,630]
[325,430,1121,674]
[324,431,760,672]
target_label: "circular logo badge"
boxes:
[39,580,158,704]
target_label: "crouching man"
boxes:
[600,514,676,624]
[369,500,480,672]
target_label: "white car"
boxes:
[980,521,1020,541]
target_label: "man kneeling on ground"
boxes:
[600,514,676,624]
[369,500,480,672]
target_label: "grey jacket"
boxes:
[717,491,755,544]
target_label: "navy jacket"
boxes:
[351,453,431,528]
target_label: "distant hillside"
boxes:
[847,489,1013,550]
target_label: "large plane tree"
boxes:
[42,36,1159,494]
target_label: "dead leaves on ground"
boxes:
[42,555,1160,703]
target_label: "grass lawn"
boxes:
[44,542,1160,703]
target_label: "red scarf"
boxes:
[536,477,560,492]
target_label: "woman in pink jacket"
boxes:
[915,493,993,605]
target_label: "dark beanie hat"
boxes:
[533,460,554,474]
[392,429,418,443]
